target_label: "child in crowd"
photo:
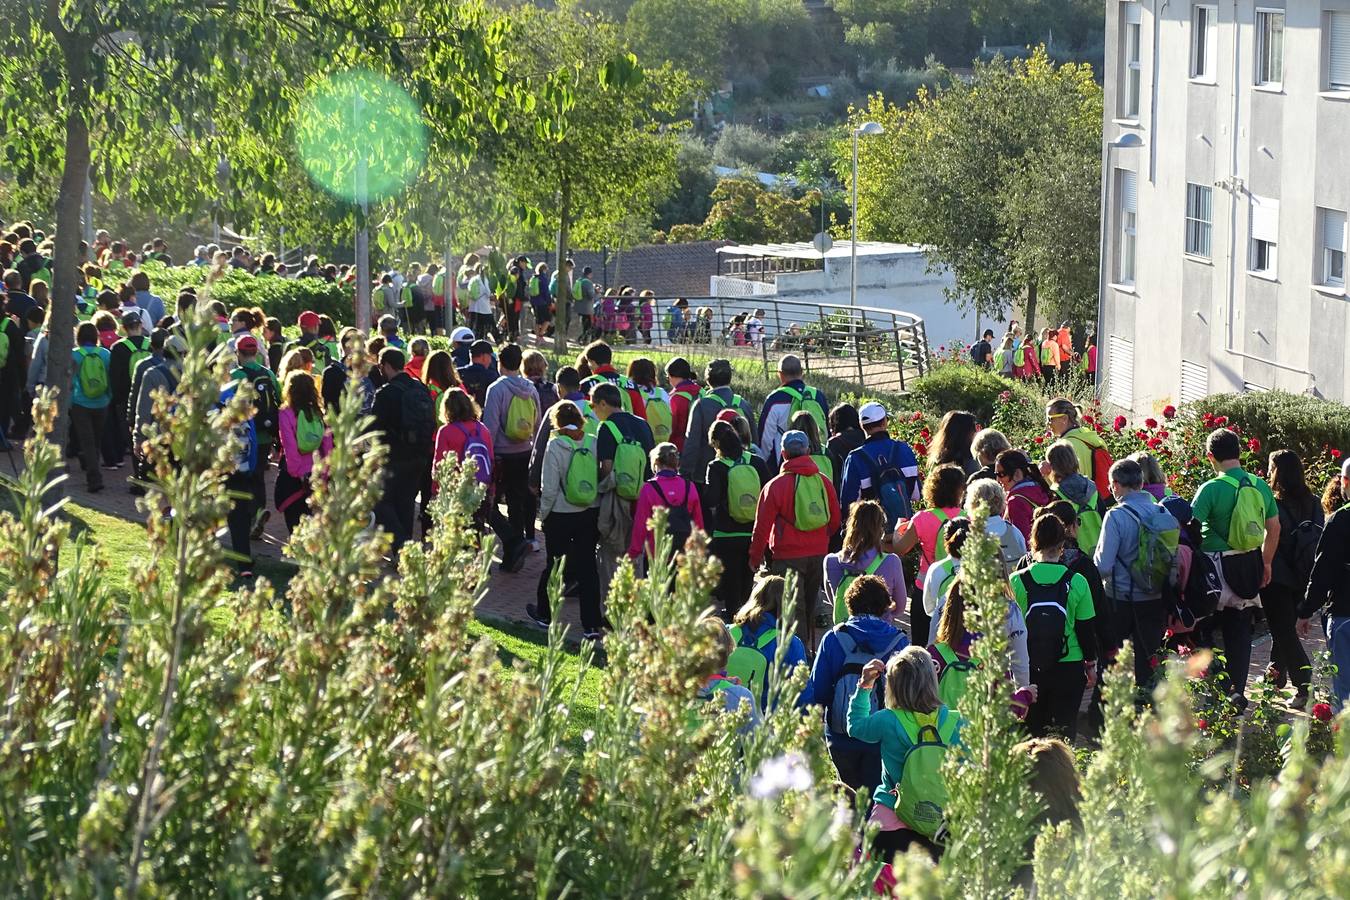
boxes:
[728,575,808,712]
[824,500,905,626]
[694,616,762,732]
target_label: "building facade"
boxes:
[1100,0,1350,410]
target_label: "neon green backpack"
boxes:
[605,420,646,501]
[505,394,536,442]
[933,643,978,709]
[1219,473,1269,552]
[1058,488,1104,556]
[726,624,776,705]
[399,284,414,308]
[295,409,326,455]
[0,329,8,369]
[560,434,599,506]
[782,385,827,437]
[811,453,834,483]
[793,473,829,531]
[1013,346,1026,368]
[893,708,959,839]
[643,389,673,443]
[1039,343,1057,366]
[721,452,762,524]
[77,347,108,399]
[116,335,152,380]
[929,508,952,567]
[833,554,884,624]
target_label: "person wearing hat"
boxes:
[130,331,186,492]
[1298,456,1350,710]
[449,325,475,368]
[748,429,841,650]
[287,310,333,369]
[107,310,152,469]
[679,358,755,497]
[839,402,919,530]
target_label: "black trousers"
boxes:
[69,404,107,490]
[710,534,753,618]
[1027,661,1087,742]
[375,459,426,554]
[828,742,881,796]
[494,452,535,542]
[102,399,128,465]
[250,439,273,522]
[225,470,255,570]
[535,508,602,631]
[1263,583,1312,690]
[1206,607,1255,698]
[1111,597,1168,691]
[470,312,498,341]
[908,584,930,651]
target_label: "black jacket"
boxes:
[1300,506,1350,619]
[371,372,429,467]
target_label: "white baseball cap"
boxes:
[859,402,888,426]
[450,326,475,343]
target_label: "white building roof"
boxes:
[716,241,928,261]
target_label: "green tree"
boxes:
[702,177,816,243]
[0,0,544,462]
[845,48,1102,326]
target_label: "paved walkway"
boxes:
[17,444,1327,700]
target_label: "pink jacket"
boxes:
[629,471,704,558]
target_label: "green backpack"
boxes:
[833,554,884,624]
[929,508,952,567]
[1119,502,1180,594]
[76,348,109,399]
[721,453,762,525]
[893,708,959,840]
[560,434,599,506]
[811,453,834,483]
[605,420,646,501]
[1219,473,1269,552]
[933,643,978,710]
[295,409,325,455]
[1058,488,1104,556]
[0,329,8,369]
[117,335,152,381]
[643,389,673,443]
[1013,346,1026,368]
[505,394,536,442]
[726,624,776,705]
[793,473,829,532]
[782,385,827,437]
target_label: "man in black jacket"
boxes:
[370,347,434,556]
[1298,457,1350,709]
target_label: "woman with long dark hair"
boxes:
[927,411,980,477]
[704,419,770,616]
[1266,449,1321,703]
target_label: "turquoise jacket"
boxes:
[847,686,963,808]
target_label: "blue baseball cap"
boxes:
[781,430,810,454]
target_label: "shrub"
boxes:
[712,123,781,172]
[1187,390,1350,464]
[907,361,1046,425]
[141,261,353,324]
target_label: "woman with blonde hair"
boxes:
[824,500,905,624]
[1127,451,1169,500]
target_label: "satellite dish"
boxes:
[812,232,833,255]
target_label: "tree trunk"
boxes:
[1023,279,1038,335]
[554,180,572,357]
[47,39,92,492]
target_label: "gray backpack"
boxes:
[827,626,907,735]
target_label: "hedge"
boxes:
[1186,391,1350,465]
[140,261,353,325]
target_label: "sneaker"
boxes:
[251,510,271,540]
[1228,692,1249,713]
[1291,686,1311,708]
[128,482,147,497]
[500,540,529,573]
[582,630,604,642]
[525,603,550,629]
[87,483,104,494]
[529,537,544,552]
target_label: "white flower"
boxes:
[582,729,595,744]
[749,752,813,799]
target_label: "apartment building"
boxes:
[1100,0,1350,410]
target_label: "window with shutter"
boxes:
[1330,12,1350,90]
[1180,360,1209,404]
[1108,336,1135,410]
[1118,170,1138,285]
[1123,3,1143,117]
[1249,195,1278,275]
[1320,207,1346,287]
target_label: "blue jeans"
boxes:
[1326,616,1350,711]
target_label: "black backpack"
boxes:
[651,476,695,549]
[399,379,436,449]
[1018,567,1074,670]
[1287,519,1323,590]
[1182,545,1221,617]
[238,366,279,441]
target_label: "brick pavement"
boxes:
[15,444,1327,698]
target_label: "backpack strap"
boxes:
[832,625,857,654]
[755,628,778,650]
[934,642,959,666]
[878,630,906,657]
[729,624,744,645]
[863,554,885,576]
[603,419,624,444]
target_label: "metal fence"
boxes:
[571,294,930,394]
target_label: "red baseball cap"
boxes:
[298,310,321,330]
[237,335,260,353]
[715,408,742,424]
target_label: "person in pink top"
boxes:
[629,442,704,562]
[995,449,1053,542]
[892,463,968,642]
[275,371,334,534]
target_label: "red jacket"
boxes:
[749,455,841,567]
[668,379,700,450]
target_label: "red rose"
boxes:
[1149,654,1160,670]
[914,442,927,456]
[1157,430,1169,439]
[1147,437,1162,449]
[1112,415,1126,432]
[1033,435,1045,444]
[1313,703,1334,723]
[911,411,923,422]
[1196,718,1209,730]
[1145,417,1158,429]
[1333,449,1343,460]
[1083,414,1095,425]
[1163,405,1177,419]
[1215,416,1228,426]
[1247,438,1261,452]
[998,391,1012,401]
[919,428,931,440]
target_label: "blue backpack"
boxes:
[827,625,907,736]
[861,443,913,530]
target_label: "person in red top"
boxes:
[432,389,528,572]
[664,356,701,452]
[750,430,842,650]
[581,340,646,418]
[629,442,705,561]
[996,449,1053,542]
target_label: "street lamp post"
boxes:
[850,121,885,307]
